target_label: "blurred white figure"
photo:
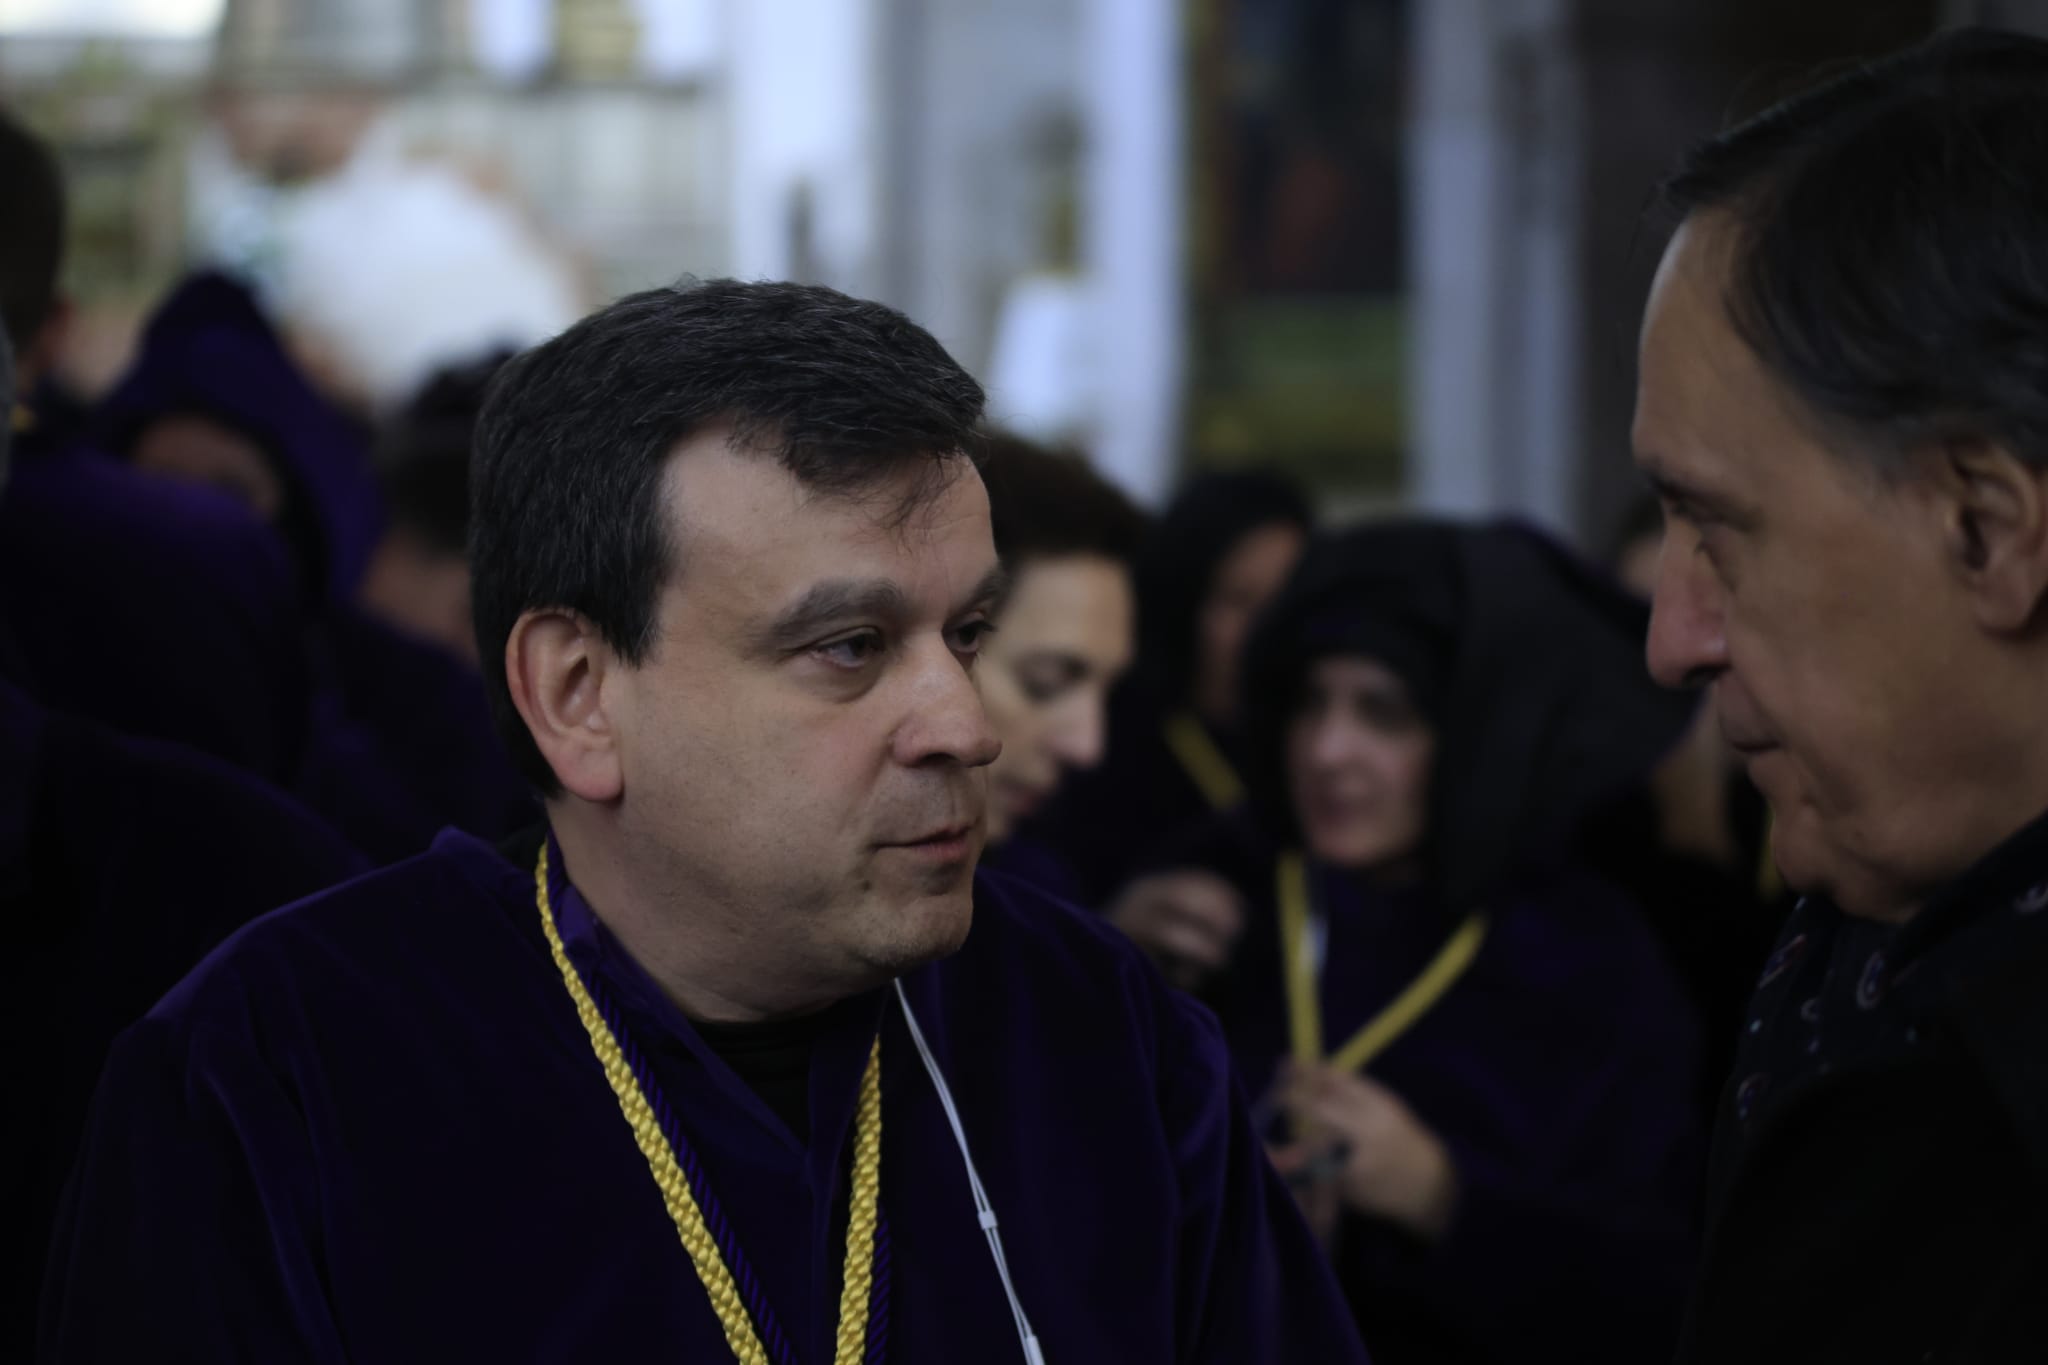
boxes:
[468,0,552,82]
[0,0,223,38]
[984,272,1096,449]
[630,0,719,83]
[273,122,584,409]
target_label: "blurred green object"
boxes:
[1187,296,1405,491]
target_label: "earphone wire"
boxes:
[892,979,1046,1365]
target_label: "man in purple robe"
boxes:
[41,280,1366,1363]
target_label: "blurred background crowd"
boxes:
[12,0,2038,528]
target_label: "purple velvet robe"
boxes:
[40,830,1368,1363]
[976,833,1088,910]
[0,438,310,782]
[2,677,365,1360]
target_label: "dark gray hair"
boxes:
[1662,28,2048,474]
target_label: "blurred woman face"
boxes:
[1287,655,1435,872]
[1195,521,1306,724]
[131,414,284,522]
[979,553,1135,842]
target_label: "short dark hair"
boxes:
[471,279,987,790]
[0,106,66,354]
[981,431,1146,572]
[1662,28,2048,473]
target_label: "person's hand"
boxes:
[1271,1062,1460,1242]
[1105,870,1245,990]
[1268,1136,1343,1247]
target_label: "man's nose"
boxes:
[1646,542,1729,690]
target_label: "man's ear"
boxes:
[505,608,623,802]
[1931,435,2048,634]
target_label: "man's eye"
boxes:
[949,619,997,658]
[817,631,885,668]
[1019,663,1080,704]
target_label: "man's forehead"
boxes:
[1633,218,1778,480]
[670,437,986,534]
[666,442,995,612]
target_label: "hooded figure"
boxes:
[99,271,385,603]
[0,359,310,781]
[1139,518,1705,1365]
[96,272,532,860]
[1236,517,1696,911]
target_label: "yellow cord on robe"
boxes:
[1163,710,1246,811]
[535,844,881,1365]
[1277,850,1491,1075]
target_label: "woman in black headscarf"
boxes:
[1031,469,1311,906]
[1124,518,1705,1365]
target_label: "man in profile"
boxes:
[1636,29,2048,1361]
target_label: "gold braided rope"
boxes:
[1162,710,1246,812]
[835,1027,883,1364]
[534,844,882,1365]
[1277,850,1490,1076]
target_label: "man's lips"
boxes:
[879,823,977,861]
[888,822,973,846]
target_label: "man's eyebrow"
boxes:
[960,564,1011,615]
[749,564,1010,656]
[752,578,913,654]
[1639,458,1755,529]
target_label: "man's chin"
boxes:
[861,888,975,978]
[1764,810,1901,920]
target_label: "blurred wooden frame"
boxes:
[1182,0,1409,495]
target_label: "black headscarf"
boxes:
[1134,469,1312,705]
[96,271,383,605]
[1239,517,1696,912]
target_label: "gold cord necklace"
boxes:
[534,843,883,1364]
[1277,850,1489,1074]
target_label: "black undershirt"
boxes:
[504,823,858,1318]
[498,825,824,1140]
[694,1011,827,1140]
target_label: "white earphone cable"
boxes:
[893,979,1046,1364]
